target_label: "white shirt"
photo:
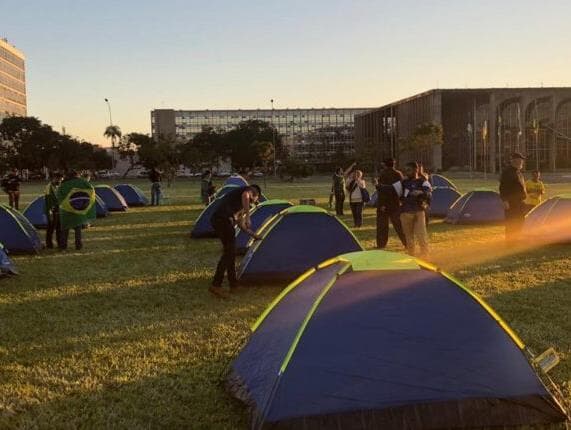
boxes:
[349,179,366,202]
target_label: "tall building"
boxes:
[355,88,571,172]
[0,38,26,119]
[151,107,371,167]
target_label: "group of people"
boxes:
[331,159,432,257]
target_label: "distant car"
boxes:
[176,171,193,178]
[253,172,264,177]
[216,171,231,177]
[137,170,150,178]
[193,172,202,177]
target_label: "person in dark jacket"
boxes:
[2,168,22,210]
[45,172,63,249]
[499,152,527,243]
[209,185,262,298]
[394,162,432,256]
[374,158,406,249]
[149,168,162,206]
[200,170,215,206]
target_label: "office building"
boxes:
[0,38,26,119]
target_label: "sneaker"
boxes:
[208,286,228,299]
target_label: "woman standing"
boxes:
[346,169,367,227]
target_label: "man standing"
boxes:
[524,170,546,211]
[499,153,527,243]
[149,167,162,206]
[394,162,432,257]
[331,162,356,216]
[45,172,63,249]
[375,158,406,249]
[2,168,22,210]
[209,185,262,298]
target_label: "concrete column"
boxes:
[488,93,497,174]
[550,95,558,171]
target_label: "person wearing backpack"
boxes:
[393,161,432,257]
[346,169,368,228]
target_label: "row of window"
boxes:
[0,47,25,70]
[0,85,27,106]
[0,71,26,94]
[0,59,25,81]
[0,99,26,116]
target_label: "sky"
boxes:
[2,0,571,147]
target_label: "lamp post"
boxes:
[271,99,276,176]
[104,98,115,170]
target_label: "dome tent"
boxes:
[523,195,571,243]
[429,187,462,217]
[430,173,457,189]
[228,250,568,429]
[238,206,363,284]
[114,184,149,207]
[235,199,293,255]
[0,242,17,276]
[23,196,49,229]
[95,195,110,218]
[224,174,248,187]
[95,185,128,212]
[445,190,505,224]
[0,204,42,254]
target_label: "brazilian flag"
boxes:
[57,178,96,230]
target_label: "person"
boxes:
[1,168,22,210]
[499,152,528,243]
[346,168,367,227]
[524,170,546,211]
[331,163,355,216]
[209,185,262,298]
[58,170,84,251]
[394,162,432,256]
[45,172,63,249]
[149,167,162,206]
[200,170,215,206]
[374,158,406,249]
[418,162,431,226]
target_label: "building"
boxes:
[355,88,571,172]
[0,38,26,119]
[151,107,370,167]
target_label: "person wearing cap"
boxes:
[499,152,527,242]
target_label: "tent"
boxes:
[114,184,149,207]
[0,204,42,253]
[235,200,293,255]
[224,174,248,187]
[430,173,457,189]
[95,185,128,212]
[23,196,49,229]
[238,206,363,284]
[228,250,568,429]
[191,185,267,238]
[445,190,505,224]
[95,195,110,218]
[0,242,17,276]
[523,195,571,243]
[429,186,462,217]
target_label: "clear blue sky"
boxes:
[3,0,571,146]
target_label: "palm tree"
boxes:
[104,125,122,170]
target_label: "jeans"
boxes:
[8,191,20,210]
[376,207,407,248]
[334,192,345,216]
[505,201,526,243]
[151,182,161,206]
[400,211,429,256]
[211,217,237,288]
[350,202,364,227]
[59,226,83,250]
[46,209,61,249]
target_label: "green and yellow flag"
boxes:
[57,178,96,230]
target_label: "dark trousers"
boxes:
[46,210,61,249]
[59,226,82,250]
[350,202,364,227]
[377,208,407,248]
[151,182,161,206]
[334,192,345,216]
[8,191,20,210]
[211,217,237,288]
[505,202,526,243]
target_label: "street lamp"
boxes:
[104,98,115,170]
[271,99,276,176]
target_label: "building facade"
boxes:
[355,88,571,172]
[0,38,26,119]
[151,107,370,167]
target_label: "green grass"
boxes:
[1,176,570,429]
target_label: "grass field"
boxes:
[1,176,570,429]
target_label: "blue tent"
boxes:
[0,204,42,254]
[23,196,49,229]
[95,185,128,212]
[523,195,571,243]
[229,250,568,429]
[235,200,293,255]
[0,242,17,276]
[114,184,149,207]
[430,174,457,189]
[95,195,110,218]
[224,175,248,187]
[445,190,505,224]
[429,187,462,217]
[238,206,363,284]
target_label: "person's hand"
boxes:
[503,201,510,210]
[373,178,379,186]
[244,215,252,230]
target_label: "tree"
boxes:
[225,120,282,170]
[399,123,443,169]
[118,133,146,178]
[179,127,226,171]
[104,125,122,168]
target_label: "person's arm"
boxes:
[540,182,546,195]
[343,162,356,177]
[236,208,261,239]
[241,190,253,229]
